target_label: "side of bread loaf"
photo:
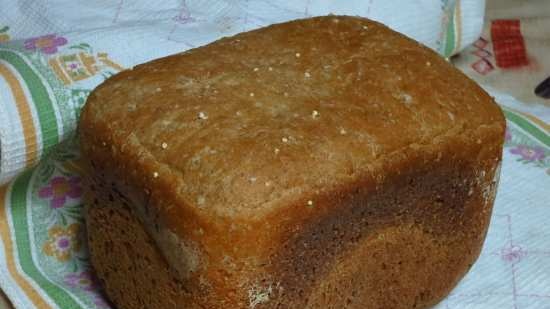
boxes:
[80,16,505,309]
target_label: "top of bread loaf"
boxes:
[80,16,503,220]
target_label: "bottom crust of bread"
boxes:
[88,203,476,309]
[86,171,493,309]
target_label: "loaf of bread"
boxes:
[79,16,505,309]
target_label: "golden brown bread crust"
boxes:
[80,16,506,308]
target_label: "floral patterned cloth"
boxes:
[1,1,548,309]
[23,35,68,55]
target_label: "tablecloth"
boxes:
[0,1,548,309]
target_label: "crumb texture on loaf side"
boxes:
[80,15,506,309]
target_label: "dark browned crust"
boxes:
[86,196,201,309]
[266,137,499,308]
